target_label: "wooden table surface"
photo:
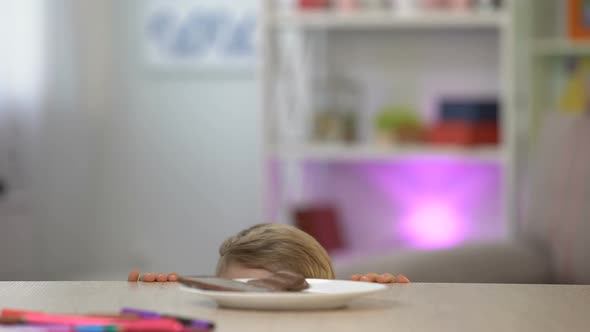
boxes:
[0,282,589,332]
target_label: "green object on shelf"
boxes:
[375,105,422,131]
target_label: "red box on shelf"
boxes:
[428,121,500,146]
[293,205,345,253]
[298,0,330,10]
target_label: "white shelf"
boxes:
[534,39,590,56]
[269,11,508,30]
[261,0,517,235]
[273,144,504,162]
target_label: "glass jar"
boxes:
[311,77,360,144]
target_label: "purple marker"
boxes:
[119,308,214,330]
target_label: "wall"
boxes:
[90,0,263,278]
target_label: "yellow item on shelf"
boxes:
[558,58,590,114]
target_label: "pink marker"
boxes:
[118,319,186,331]
[13,313,118,326]
[1,309,186,331]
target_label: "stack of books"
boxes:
[428,98,500,146]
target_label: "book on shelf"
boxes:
[568,0,590,40]
[558,58,590,114]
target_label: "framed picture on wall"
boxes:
[142,0,257,71]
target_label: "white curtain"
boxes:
[0,0,45,200]
[0,0,111,280]
[0,0,46,280]
[36,0,116,280]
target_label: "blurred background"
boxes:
[0,0,589,284]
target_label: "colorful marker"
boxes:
[119,308,214,329]
[4,314,118,327]
[1,309,212,331]
[1,313,184,331]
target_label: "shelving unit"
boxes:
[274,144,504,163]
[528,1,589,130]
[260,0,519,254]
[270,11,508,29]
[534,39,590,57]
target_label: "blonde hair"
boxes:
[216,223,335,279]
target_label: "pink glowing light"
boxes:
[361,159,499,249]
[400,201,465,249]
[301,159,502,252]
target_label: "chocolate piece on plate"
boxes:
[179,271,309,292]
[247,270,309,292]
[178,276,271,292]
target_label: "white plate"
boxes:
[180,278,388,310]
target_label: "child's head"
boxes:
[216,223,335,279]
